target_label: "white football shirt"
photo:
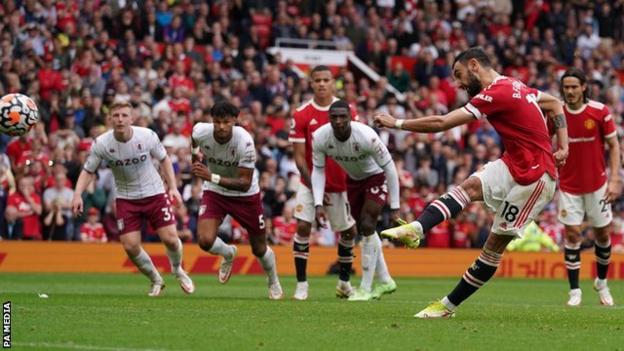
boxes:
[312,122,400,209]
[312,122,392,180]
[192,123,259,197]
[83,126,167,200]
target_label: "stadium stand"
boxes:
[0,0,623,251]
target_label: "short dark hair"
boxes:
[310,65,332,76]
[453,47,492,68]
[329,100,350,115]
[210,100,240,119]
[560,67,589,102]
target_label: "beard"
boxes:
[564,94,581,105]
[465,72,483,98]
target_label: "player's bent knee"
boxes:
[564,226,582,242]
[460,177,482,201]
[122,243,142,257]
[198,237,216,251]
[162,237,180,250]
[296,220,312,237]
[594,225,611,242]
[340,227,355,241]
[251,243,267,257]
[358,218,376,236]
[485,233,514,253]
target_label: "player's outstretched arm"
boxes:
[538,92,569,167]
[73,170,95,217]
[374,108,474,133]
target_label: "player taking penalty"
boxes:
[72,101,194,296]
[558,68,620,306]
[312,100,399,301]
[375,47,569,318]
[191,101,283,300]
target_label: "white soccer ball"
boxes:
[0,93,40,136]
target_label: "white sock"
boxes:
[258,246,278,285]
[360,235,378,292]
[408,221,423,232]
[373,233,393,284]
[208,237,235,259]
[166,238,183,273]
[441,296,457,311]
[129,248,162,283]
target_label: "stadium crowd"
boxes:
[0,0,624,252]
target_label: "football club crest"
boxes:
[560,209,567,218]
[584,119,596,130]
[354,143,360,153]
[117,219,124,231]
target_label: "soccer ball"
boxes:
[0,93,39,136]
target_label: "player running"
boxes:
[73,101,194,296]
[289,65,359,300]
[312,100,399,301]
[557,68,620,306]
[191,100,283,300]
[375,47,569,318]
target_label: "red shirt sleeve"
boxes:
[288,109,306,143]
[462,85,505,120]
[601,106,617,138]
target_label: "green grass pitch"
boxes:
[2,273,623,351]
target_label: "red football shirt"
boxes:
[273,216,297,244]
[462,76,556,185]
[6,137,32,165]
[7,192,42,240]
[80,222,107,242]
[559,101,616,194]
[288,98,358,192]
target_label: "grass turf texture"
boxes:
[2,273,623,351]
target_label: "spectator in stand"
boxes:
[42,170,74,240]
[272,200,297,245]
[5,176,42,240]
[0,0,623,248]
[0,154,15,236]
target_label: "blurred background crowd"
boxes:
[1,0,624,253]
